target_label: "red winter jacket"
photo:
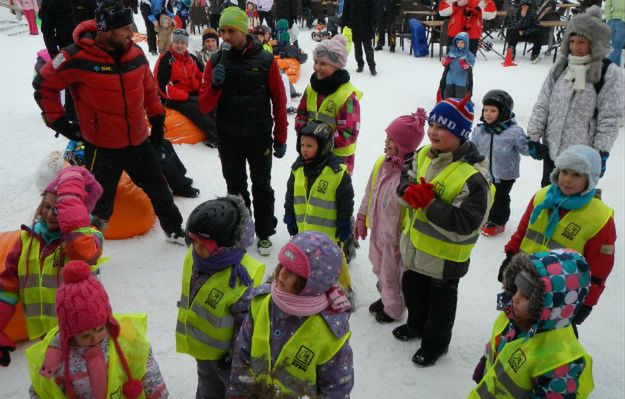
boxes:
[33,20,164,149]
[505,193,616,308]
[154,49,204,102]
[438,0,497,40]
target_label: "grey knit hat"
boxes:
[550,144,601,195]
[172,29,190,45]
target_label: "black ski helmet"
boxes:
[297,120,334,159]
[185,197,242,247]
[482,89,514,122]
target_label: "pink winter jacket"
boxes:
[15,0,39,12]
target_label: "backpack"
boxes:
[409,19,429,57]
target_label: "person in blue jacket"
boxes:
[438,32,475,100]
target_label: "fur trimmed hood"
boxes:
[550,5,612,84]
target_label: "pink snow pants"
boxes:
[369,239,405,319]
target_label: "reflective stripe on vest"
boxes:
[305,82,363,157]
[249,294,350,397]
[404,146,490,262]
[365,155,386,229]
[292,164,346,240]
[26,314,150,399]
[176,248,265,360]
[520,186,613,255]
[469,312,594,399]
[17,229,102,340]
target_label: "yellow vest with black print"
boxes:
[469,312,594,398]
[520,186,613,255]
[305,82,363,157]
[176,248,265,360]
[26,314,150,399]
[403,146,491,263]
[293,163,347,241]
[249,294,350,397]
[17,228,103,340]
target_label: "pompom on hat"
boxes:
[386,108,427,158]
[313,34,349,70]
[55,261,142,399]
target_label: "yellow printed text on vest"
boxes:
[26,314,150,399]
[249,294,350,397]
[469,312,594,399]
[176,248,265,360]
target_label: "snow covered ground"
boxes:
[0,9,623,398]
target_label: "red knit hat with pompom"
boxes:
[56,261,142,399]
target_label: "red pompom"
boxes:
[61,260,92,283]
[122,379,143,399]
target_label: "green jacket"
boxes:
[605,0,625,22]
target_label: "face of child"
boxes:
[255,34,265,43]
[313,58,338,80]
[569,35,590,57]
[204,38,218,52]
[41,193,59,230]
[276,265,304,295]
[162,19,171,29]
[427,122,461,153]
[384,135,398,156]
[300,135,319,161]
[511,288,533,330]
[171,40,188,54]
[482,105,500,124]
[557,169,588,196]
[264,32,271,42]
[456,39,465,49]
[247,3,254,11]
[193,240,212,259]
[73,325,108,348]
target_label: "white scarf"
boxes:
[564,55,592,91]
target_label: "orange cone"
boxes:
[502,48,517,67]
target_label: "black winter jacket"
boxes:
[40,0,97,58]
[509,6,540,37]
[341,0,376,40]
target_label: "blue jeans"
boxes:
[608,19,625,66]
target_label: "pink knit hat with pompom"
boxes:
[313,34,349,69]
[385,108,428,158]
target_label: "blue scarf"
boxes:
[192,248,252,288]
[529,185,596,241]
[34,221,61,245]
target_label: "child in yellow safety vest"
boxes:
[396,95,492,367]
[295,34,362,175]
[176,195,265,398]
[354,108,426,324]
[471,249,594,398]
[0,164,105,367]
[228,231,354,398]
[498,144,616,327]
[26,260,169,398]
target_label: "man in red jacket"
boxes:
[33,0,186,243]
[438,0,497,55]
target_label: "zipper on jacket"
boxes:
[488,131,494,181]
[116,66,132,144]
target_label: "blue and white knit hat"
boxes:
[428,94,475,142]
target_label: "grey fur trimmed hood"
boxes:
[550,5,611,84]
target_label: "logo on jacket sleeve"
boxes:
[52,53,67,69]
[292,345,315,371]
[508,348,526,372]
[205,288,224,308]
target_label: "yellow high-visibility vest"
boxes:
[176,248,265,360]
[249,294,350,397]
[469,312,594,398]
[520,186,613,255]
[26,314,150,399]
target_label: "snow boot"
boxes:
[392,324,422,341]
[369,298,383,313]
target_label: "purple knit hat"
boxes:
[313,34,349,69]
[282,232,343,296]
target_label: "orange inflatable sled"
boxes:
[103,173,156,240]
[149,107,206,145]
[275,56,301,84]
[0,230,28,342]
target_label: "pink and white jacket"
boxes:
[15,0,39,12]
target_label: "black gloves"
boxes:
[497,252,514,283]
[335,218,352,242]
[211,64,226,89]
[472,356,486,384]
[283,214,298,236]
[187,95,198,103]
[218,354,232,371]
[148,113,166,149]
[572,305,592,325]
[527,139,549,161]
[0,345,14,367]
[50,116,81,141]
[273,141,287,158]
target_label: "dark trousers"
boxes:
[488,179,515,226]
[507,29,542,57]
[164,100,218,145]
[375,8,395,47]
[196,359,229,399]
[217,135,277,239]
[469,38,479,55]
[353,38,376,69]
[258,10,275,31]
[402,270,459,356]
[541,152,556,187]
[84,140,183,234]
[141,3,157,53]
[209,14,220,29]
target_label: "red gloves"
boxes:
[441,56,452,67]
[354,213,367,240]
[459,58,471,70]
[402,177,436,209]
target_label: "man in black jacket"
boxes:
[374,0,397,52]
[507,0,542,62]
[342,0,377,75]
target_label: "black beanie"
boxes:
[96,0,134,32]
[202,28,220,45]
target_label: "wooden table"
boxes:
[404,11,437,16]
[422,20,444,28]
[496,10,507,17]
[422,20,445,59]
[539,20,568,61]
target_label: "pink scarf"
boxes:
[270,281,329,317]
